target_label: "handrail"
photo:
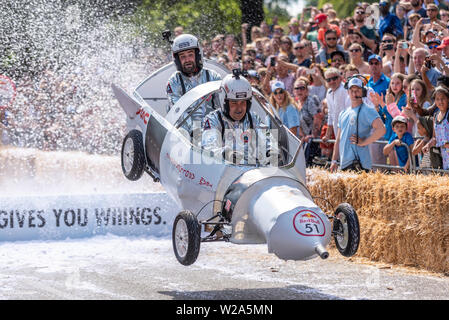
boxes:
[309,138,448,175]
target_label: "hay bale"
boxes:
[307,168,449,274]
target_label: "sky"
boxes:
[281,0,306,17]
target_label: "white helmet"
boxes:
[172,34,203,75]
[220,72,253,118]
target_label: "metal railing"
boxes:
[308,138,449,175]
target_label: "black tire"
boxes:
[332,203,360,257]
[172,211,201,266]
[121,130,145,181]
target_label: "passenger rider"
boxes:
[166,34,222,134]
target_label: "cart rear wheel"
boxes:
[121,130,145,181]
[172,211,201,266]
[333,203,360,257]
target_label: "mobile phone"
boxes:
[422,18,431,24]
[384,44,394,51]
[270,56,276,67]
[348,29,354,34]
[401,42,408,49]
[306,69,315,75]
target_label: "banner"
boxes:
[0,193,180,241]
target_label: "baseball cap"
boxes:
[392,115,408,126]
[379,1,389,7]
[313,13,328,26]
[438,37,449,49]
[271,81,285,92]
[347,77,364,89]
[368,54,382,62]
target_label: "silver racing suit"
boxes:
[202,110,279,166]
[166,68,222,134]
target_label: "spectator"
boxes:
[407,0,427,19]
[367,54,391,96]
[439,8,449,24]
[280,36,295,63]
[263,55,296,96]
[377,0,404,40]
[174,26,184,37]
[315,13,342,48]
[330,51,348,69]
[224,34,241,63]
[396,3,408,29]
[352,6,378,51]
[288,18,302,43]
[211,35,225,58]
[318,99,335,160]
[405,13,421,41]
[273,25,284,38]
[329,77,386,172]
[269,81,300,137]
[411,47,442,87]
[422,85,449,169]
[383,115,415,171]
[323,67,349,141]
[292,40,312,68]
[294,76,322,165]
[380,33,398,77]
[413,115,443,168]
[315,29,348,67]
[402,78,431,136]
[260,21,272,38]
[348,43,370,74]
[307,63,327,102]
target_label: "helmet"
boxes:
[172,34,203,76]
[220,72,253,119]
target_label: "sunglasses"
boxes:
[326,37,337,41]
[356,11,365,15]
[382,39,394,43]
[350,48,361,52]
[243,60,253,64]
[294,86,306,90]
[427,8,438,11]
[325,76,339,82]
[369,61,380,65]
[428,44,439,49]
[274,90,285,95]
[294,46,305,50]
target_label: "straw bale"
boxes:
[307,168,449,274]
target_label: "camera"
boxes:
[270,56,276,67]
[162,30,172,42]
[384,44,394,51]
[348,29,354,34]
[425,57,434,69]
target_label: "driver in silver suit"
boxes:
[202,72,278,165]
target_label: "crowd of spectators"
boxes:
[2,0,449,172]
[193,0,449,172]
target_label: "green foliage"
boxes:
[264,3,291,25]
[134,0,242,47]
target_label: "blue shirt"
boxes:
[388,132,414,167]
[367,73,390,96]
[338,103,381,170]
[278,104,300,130]
[377,13,404,39]
[378,105,394,141]
[397,93,407,111]
[426,68,442,87]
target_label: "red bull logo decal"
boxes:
[293,209,325,237]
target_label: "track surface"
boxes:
[0,236,447,300]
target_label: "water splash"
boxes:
[1,0,167,155]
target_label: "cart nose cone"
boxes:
[267,207,332,260]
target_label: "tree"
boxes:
[240,0,264,43]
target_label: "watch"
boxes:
[331,160,338,165]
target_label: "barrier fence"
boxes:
[309,138,449,175]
